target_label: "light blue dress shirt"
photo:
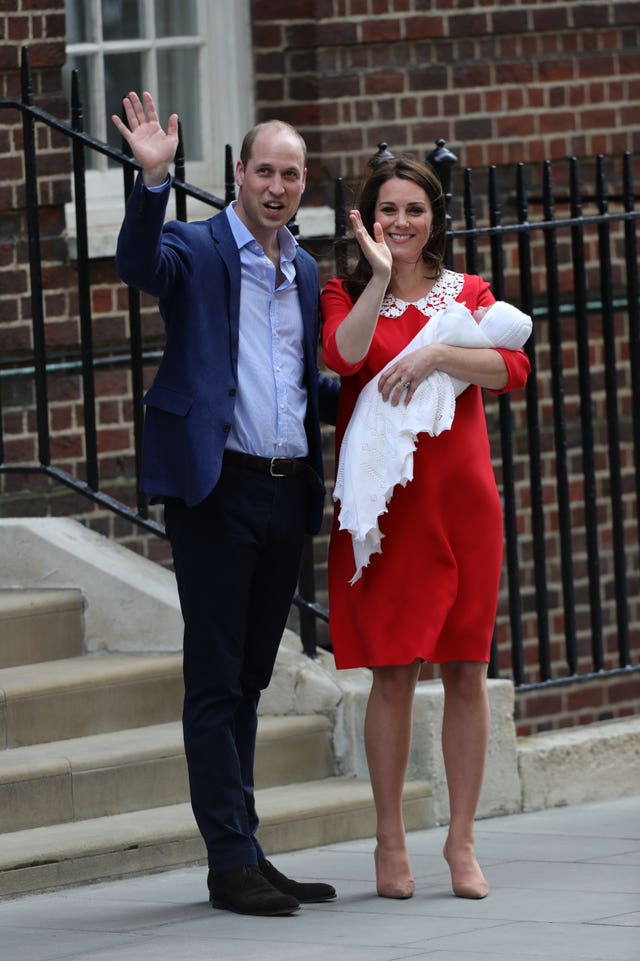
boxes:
[144,182,309,459]
[224,202,308,459]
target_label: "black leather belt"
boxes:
[223,450,324,493]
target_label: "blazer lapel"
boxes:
[211,212,241,373]
[294,253,318,362]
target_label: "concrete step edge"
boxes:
[517,716,640,812]
[0,778,433,871]
[0,588,85,618]
[0,589,85,669]
[0,714,332,779]
[0,654,184,748]
[0,721,184,781]
[0,653,183,697]
[0,715,337,831]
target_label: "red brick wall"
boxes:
[251,0,640,201]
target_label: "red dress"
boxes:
[321,270,531,669]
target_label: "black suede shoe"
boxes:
[208,865,300,916]
[258,858,337,903]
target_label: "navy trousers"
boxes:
[164,459,308,873]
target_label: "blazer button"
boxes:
[223,424,231,433]
[229,388,236,396]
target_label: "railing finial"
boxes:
[367,141,394,169]
[224,144,236,205]
[21,46,33,107]
[426,138,458,180]
[71,69,83,132]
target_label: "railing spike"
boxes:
[71,69,83,132]
[21,46,33,106]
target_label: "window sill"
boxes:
[64,204,337,262]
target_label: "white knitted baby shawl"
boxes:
[333,300,532,584]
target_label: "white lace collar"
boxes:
[380,269,465,318]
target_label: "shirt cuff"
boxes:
[145,177,171,193]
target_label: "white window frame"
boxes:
[64,0,254,255]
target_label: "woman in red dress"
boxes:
[321,158,530,901]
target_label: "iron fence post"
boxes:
[20,47,50,466]
[427,139,458,267]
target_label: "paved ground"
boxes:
[1,795,638,961]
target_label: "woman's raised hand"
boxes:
[111,91,179,187]
[332,210,393,364]
[349,210,393,283]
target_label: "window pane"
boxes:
[66,0,93,43]
[155,0,198,36]
[102,0,142,41]
[105,52,143,163]
[157,48,201,161]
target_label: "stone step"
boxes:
[0,653,183,748]
[0,714,334,832]
[0,778,434,898]
[0,588,84,668]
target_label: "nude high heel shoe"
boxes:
[443,840,489,899]
[374,846,415,899]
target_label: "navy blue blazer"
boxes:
[116,176,337,535]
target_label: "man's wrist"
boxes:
[142,168,171,189]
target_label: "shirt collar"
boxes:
[225,202,298,264]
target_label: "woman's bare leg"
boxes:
[440,660,490,899]
[365,661,421,898]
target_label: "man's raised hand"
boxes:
[111,91,178,187]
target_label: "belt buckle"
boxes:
[269,457,287,477]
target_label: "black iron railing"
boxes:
[445,155,640,690]
[1,49,639,693]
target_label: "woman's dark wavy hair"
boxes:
[342,157,447,301]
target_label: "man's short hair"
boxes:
[239,120,307,167]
